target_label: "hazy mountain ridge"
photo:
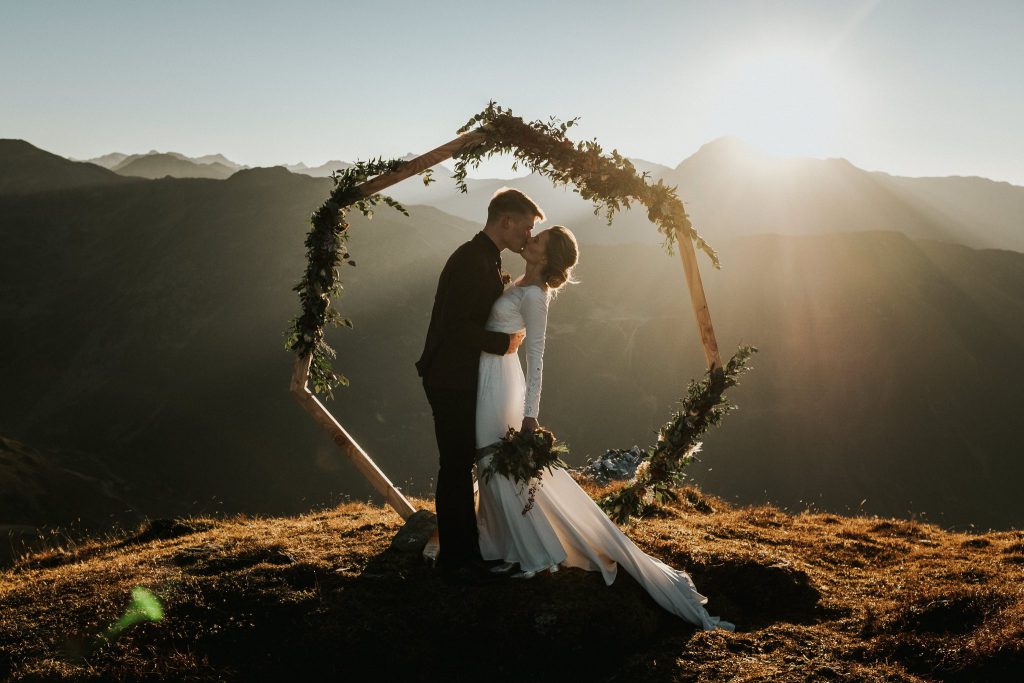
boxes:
[871,172,1024,251]
[84,150,247,173]
[286,159,353,177]
[112,153,238,180]
[386,136,1024,252]
[78,151,130,169]
[1,140,1023,532]
[662,137,1024,252]
[23,137,1024,252]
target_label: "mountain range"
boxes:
[284,159,353,177]
[1,138,1023,535]
[112,153,238,180]
[385,136,1024,252]
[83,150,352,180]
[71,140,1024,253]
[83,151,244,171]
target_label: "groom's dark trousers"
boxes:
[417,232,509,571]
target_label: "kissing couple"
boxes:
[416,188,733,631]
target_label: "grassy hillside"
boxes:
[1,484,1022,681]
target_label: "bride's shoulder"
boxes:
[520,284,551,304]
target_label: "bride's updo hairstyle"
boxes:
[542,225,579,293]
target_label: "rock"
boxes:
[388,509,437,555]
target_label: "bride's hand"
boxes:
[521,417,539,433]
[506,329,525,354]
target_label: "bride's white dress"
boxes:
[474,283,734,632]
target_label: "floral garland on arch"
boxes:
[286,101,723,398]
[283,158,419,397]
[451,101,720,264]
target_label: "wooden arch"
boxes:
[290,127,720,521]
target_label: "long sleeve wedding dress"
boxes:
[474,283,734,632]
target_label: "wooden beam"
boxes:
[355,129,488,198]
[675,227,721,371]
[291,354,417,520]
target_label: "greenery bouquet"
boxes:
[478,427,570,515]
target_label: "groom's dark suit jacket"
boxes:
[416,232,510,390]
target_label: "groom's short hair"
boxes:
[486,187,545,224]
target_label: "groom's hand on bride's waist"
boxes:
[506,329,526,354]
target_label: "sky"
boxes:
[2,0,1022,184]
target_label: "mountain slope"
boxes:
[0,140,133,194]
[663,137,1024,252]
[0,168,478,521]
[875,173,1024,252]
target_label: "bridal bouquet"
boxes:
[479,427,569,515]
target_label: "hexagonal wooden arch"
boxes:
[290,128,720,521]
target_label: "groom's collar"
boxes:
[474,231,501,264]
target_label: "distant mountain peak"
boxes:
[823,156,857,169]
[686,136,765,163]
[113,153,238,180]
[226,165,310,187]
[286,160,354,178]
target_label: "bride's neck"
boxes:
[517,262,548,288]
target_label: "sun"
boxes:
[709,49,843,158]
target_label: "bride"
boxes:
[474,225,735,632]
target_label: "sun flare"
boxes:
[709,50,843,158]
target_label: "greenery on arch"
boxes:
[599,345,757,523]
[449,101,720,264]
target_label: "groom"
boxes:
[417,187,545,582]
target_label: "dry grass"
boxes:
[1,485,1021,682]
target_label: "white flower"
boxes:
[634,461,650,480]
